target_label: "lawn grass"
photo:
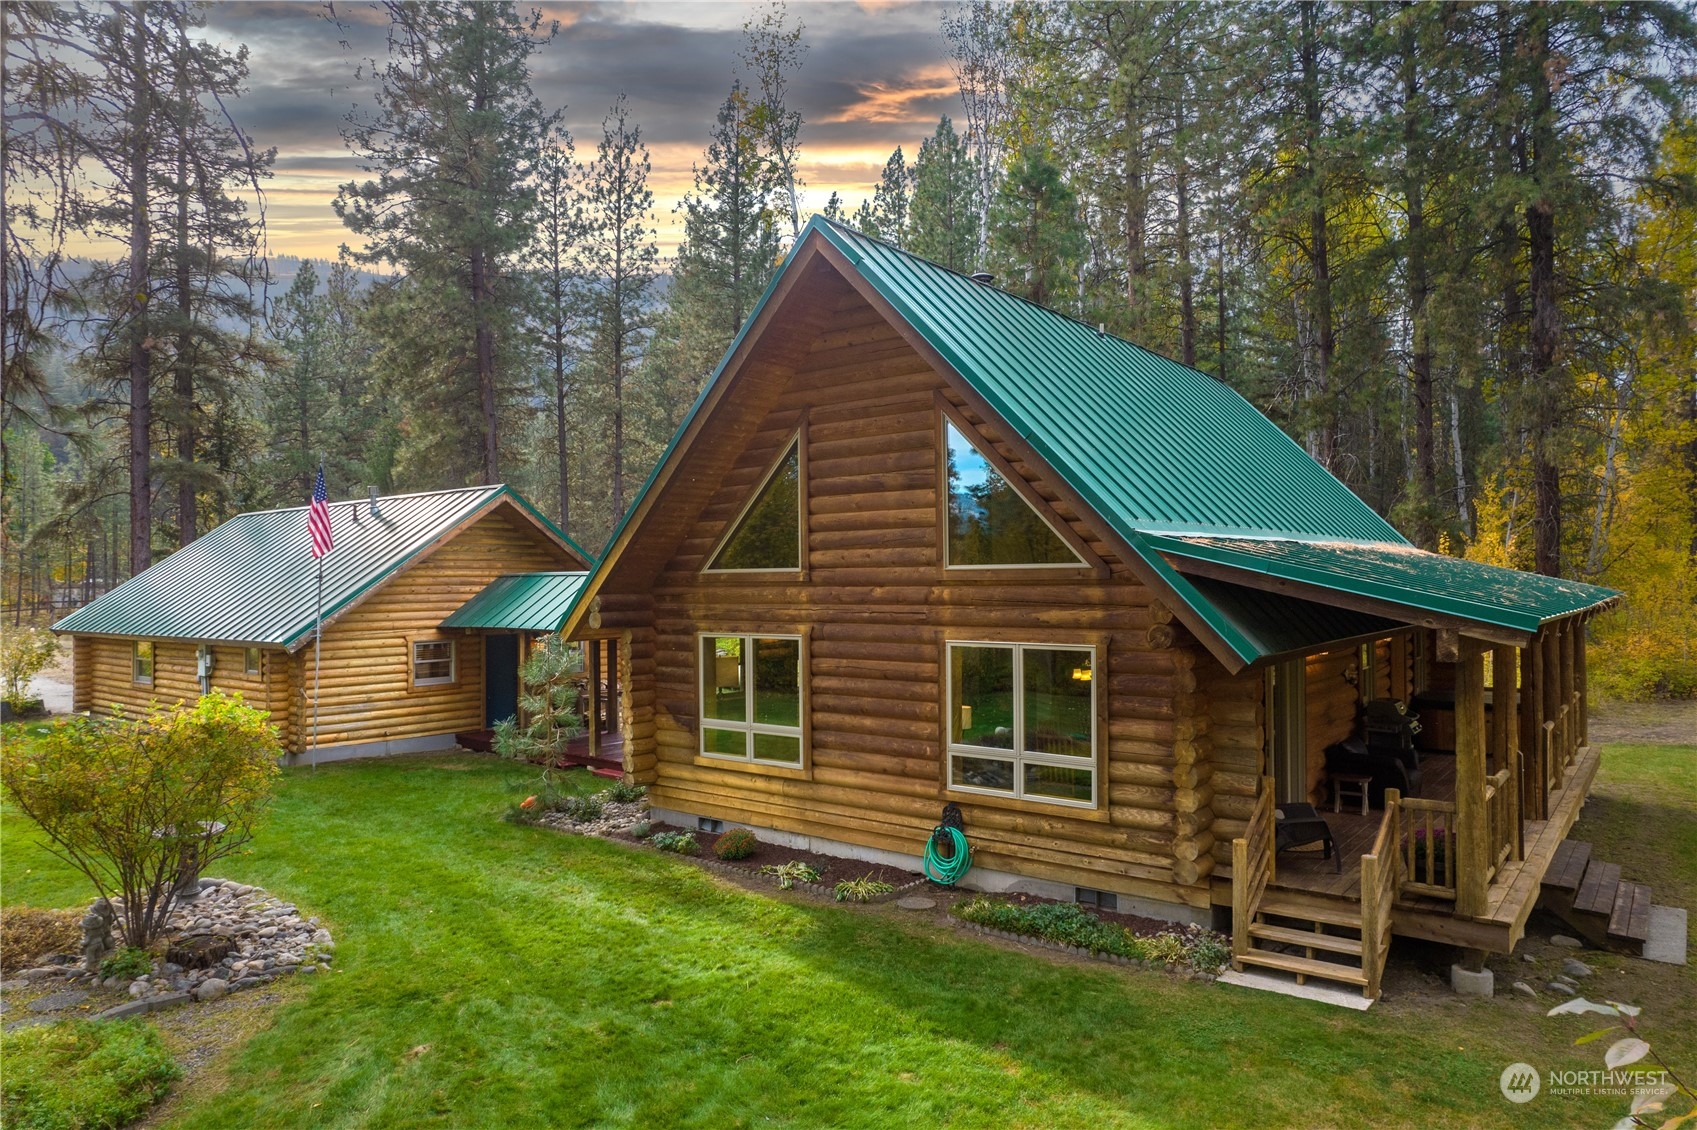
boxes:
[3,742,1692,1129]
[0,1019,179,1130]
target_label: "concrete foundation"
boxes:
[1450,963,1496,997]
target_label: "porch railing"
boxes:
[1398,796,1458,901]
[1484,767,1515,883]
[1360,789,1403,1000]
[1230,776,1276,970]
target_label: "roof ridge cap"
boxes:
[223,484,502,518]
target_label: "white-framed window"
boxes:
[132,640,154,685]
[699,633,804,766]
[947,640,1097,807]
[244,647,262,675]
[412,639,456,686]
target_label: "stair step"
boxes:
[1248,923,1365,957]
[1609,882,1653,943]
[1235,949,1368,987]
[1259,893,1363,929]
[1544,840,1592,893]
[1574,860,1622,917]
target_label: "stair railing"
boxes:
[1231,776,1276,970]
[1399,795,1458,901]
[1360,787,1403,1000]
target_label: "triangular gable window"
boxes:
[946,420,1083,567]
[707,438,801,571]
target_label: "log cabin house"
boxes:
[554,216,1627,999]
[53,485,593,762]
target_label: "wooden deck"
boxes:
[1214,745,1602,953]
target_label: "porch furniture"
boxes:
[1273,802,1341,873]
[1331,772,1371,815]
[1325,738,1424,803]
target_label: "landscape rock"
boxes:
[1546,981,1577,996]
[1551,934,1584,949]
[1513,982,1539,999]
[194,978,229,1002]
[1562,958,1593,979]
[26,989,89,1013]
[1521,953,1537,964]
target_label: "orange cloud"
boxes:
[823,63,957,125]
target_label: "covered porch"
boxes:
[1150,532,1620,998]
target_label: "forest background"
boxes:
[4,1,1694,700]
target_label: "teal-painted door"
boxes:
[485,635,519,726]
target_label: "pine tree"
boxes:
[987,148,1084,309]
[909,116,978,272]
[529,128,582,536]
[336,1,558,486]
[581,95,659,525]
[870,147,913,247]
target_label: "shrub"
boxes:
[760,861,822,889]
[558,793,605,823]
[0,1019,179,1130]
[492,635,587,787]
[834,875,896,903]
[650,831,698,855]
[628,820,652,839]
[0,693,282,947]
[713,828,758,860]
[98,947,153,981]
[601,781,647,804]
[952,898,1232,970]
[0,907,81,975]
[0,628,58,713]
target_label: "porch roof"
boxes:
[441,572,589,633]
[1143,533,1621,648]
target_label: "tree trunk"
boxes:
[470,246,499,485]
[1404,12,1436,549]
[1175,117,1195,368]
[127,3,152,576]
[553,304,570,538]
[1526,11,1561,578]
[174,31,195,547]
[1299,1,1337,471]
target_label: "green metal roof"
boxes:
[572,217,1622,669]
[441,572,589,633]
[1144,534,1620,637]
[53,486,592,650]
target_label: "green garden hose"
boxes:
[923,824,972,885]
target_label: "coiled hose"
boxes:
[923,824,972,885]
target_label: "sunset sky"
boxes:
[198,1,964,263]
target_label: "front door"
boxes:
[1267,656,1308,805]
[485,634,519,726]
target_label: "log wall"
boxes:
[608,286,1217,909]
[72,503,577,753]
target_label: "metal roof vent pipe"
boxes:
[369,486,381,519]
[969,272,995,285]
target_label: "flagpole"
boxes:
[312,556,322,771]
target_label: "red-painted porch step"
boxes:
[588,766,624,780]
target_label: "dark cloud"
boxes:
[200,1,961,255]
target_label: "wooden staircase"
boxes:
[1540,840,1652,954]
[1235,889,1371,992]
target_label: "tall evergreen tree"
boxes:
[987,147,1084,308]
[909,116,979,272]
[529,127,582,536]
[581,95,658,524]
[336,1,557,486]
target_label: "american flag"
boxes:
[308,465,334,558]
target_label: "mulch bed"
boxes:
[614,823,927,897]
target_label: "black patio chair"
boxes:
[1273,802,1341,873]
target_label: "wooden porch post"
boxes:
[1543,627,1562,791]
[1455,637,1489,918]
[1560,619,1577,765]
[1492,644,1522,861]
[1576,616,1589,749]
[1519,632,1546,822]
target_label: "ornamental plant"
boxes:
[0,694,282,947]
[492,634,587,798]
[0,627,57,712]
[713,828,758,861]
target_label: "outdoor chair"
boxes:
[1273,802,1340,873]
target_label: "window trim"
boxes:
[132,640,154,686]
[936,400,1098,573]
[697,631,807,769]
[411,638,457,688]
[702,427,806,576]
[244,647,262,676]
[944,638,1100,809]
